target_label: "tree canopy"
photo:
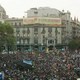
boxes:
[0,22,16,52]
[68,38,80,50]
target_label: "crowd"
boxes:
[0,48,80,80]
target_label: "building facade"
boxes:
[0,6,80,51]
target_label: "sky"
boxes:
[0,0,80,20]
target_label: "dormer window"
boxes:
[34,11,38,14]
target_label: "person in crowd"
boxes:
[0,48,79,80]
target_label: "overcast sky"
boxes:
[0,0,80,20]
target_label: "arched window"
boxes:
[27,28,30,34]
[41,27,46,34]
[48,27,52,33]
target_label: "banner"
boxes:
[23,59,32,65]
[23,17,61,26]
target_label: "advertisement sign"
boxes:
[23,17,61,26]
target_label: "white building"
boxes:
[23,7,72,46]
[0,5,80,51]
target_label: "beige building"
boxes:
[0,5,80,51]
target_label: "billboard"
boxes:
[23,17,61,26]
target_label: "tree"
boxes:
[68,38,80,50]
[0,22,16,53]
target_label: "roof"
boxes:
[0,5,6,12]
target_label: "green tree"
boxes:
[0,22,16,53]
[68,38,80,50]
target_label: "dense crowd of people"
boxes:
[0,48,80,80]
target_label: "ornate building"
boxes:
[0,6,80,51]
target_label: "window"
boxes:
[55,28,58,34]
[41,28,46,34]
[27,28,30,34]
[43,38,45,44]
[27,38,30,44]
[19,22,21,26]
[17,38,21,44]
[34,27,38,34]
[16,28,20,33]
[34,38,38,44]
[17,34,20,37]
[22,29,26,34]
[34,11,38,14]
[48,28,52,33]
[23,39,25,44]
[15,22,17,26]
[48,33,52,37]
[48,40,53,44]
